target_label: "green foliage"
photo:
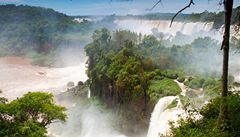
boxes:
[162,70,179,79]
[169,93,240,137]
[147,79,181,102]
[85,28,212,106]
[0,4,92,65]
[85,29,232,130]
[179,94,191,109]
[141,35,160,48]
[139,36,222,77]
[166,99,178,110]
[177,76,185,83]
[185,77,205,89]
[86,28,152,105]
[0,5,67,54]
[183,76,220,98]
[203,78,221,98]
[185,89,198,98]
[0,92,66,137]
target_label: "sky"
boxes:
[0,0,239,15]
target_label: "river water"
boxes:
[0,56,88,100]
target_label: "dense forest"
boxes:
[0,4,93,66]
[85,28,240,133]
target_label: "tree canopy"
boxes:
[0,92,66,137]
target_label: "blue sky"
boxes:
[0,0,239,15]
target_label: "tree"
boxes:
[147,0,235,129]
[218,0,233,129]
[0,92,66,137]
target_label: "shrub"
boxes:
[185,77,205,89]
[147,79,181,102]
[168,93,240,137]
[166,99,178,110]
[162,70,178,79]
[177,76,185,83]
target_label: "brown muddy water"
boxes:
[0,56,88,100]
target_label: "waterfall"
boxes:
[114,19,222,44]
[147,96,185,137]
[114,19,214,36]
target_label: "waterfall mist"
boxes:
[48,98,127,137]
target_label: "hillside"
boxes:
[0,5,91,58]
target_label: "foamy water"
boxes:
[114,19,213,35]
[147,81,188,137]
[0,57,88,100]
[114,19,223,45]
[147,96,185,137]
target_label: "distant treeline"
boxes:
[0,4,92,56]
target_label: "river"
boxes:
[0,56,88,100]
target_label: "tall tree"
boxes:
[218,0,233,128]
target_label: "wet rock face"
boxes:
[67,81,75,87]
[78,81,84,87]
[36,71,47,76]
[67,81,76,92]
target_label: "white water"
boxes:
[0,57,88,100]
[48,103,127,137]
[174,80,188,96]
[76,105,126,137]
[114,19,222,45]
[147,96,185,137]
[114,19,213,35]
[147,80,209,137]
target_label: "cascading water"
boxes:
[114,19,213,36]
[147,81,189,137]
[147,96,185,137]
[114,19,222,45]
